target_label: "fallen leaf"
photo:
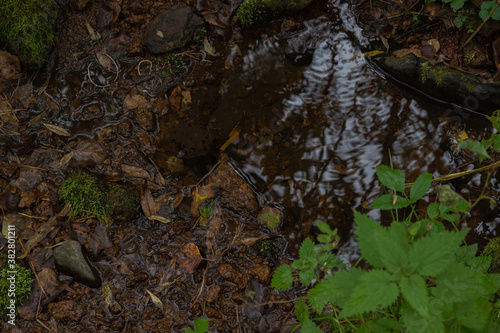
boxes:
[85,21,100,40]
[379,35,390,53]
[141,186,158,218]
[121,164,151,179]
[428,39,440,54]
[59,151,74,168]
[145,288,163,309]
[177,243,202,273]
[204,37,218,56]
[220,125,240,153]
[96,51,113,72]
[171,193,184,208]
[456,130,469,142]
[18,204,71,259]
[238,234,270,245]
[148,215,172,224]
[69,137,107,168]
[363,50,385,57]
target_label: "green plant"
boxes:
[271,164,500,332]
[480,1,500,21]
[0,0,60,67]
[237,0,267,26]
[183,317,210,333]
[0,254,34,321]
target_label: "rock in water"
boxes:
[53,240,102,288]
[143,5,203,54]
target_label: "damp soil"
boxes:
[1,0,500,332]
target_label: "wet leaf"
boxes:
[42,123,70,136]
[145,288,163,309]
[18,204,71,259]
[204,37,218,57]
[364,50,385,57]
[96,51,113,72]
[456,130,469,142]
[141,187,159,218]
[85,21,99,40]
[59,151,74,168]
[428,39,440,54]
[148,215,172,224]
[177,243,202,273]
[69,137,107,167]
[220,125,240,153]
[171,193,184,208]
[239,234,269,245]
[121,164,151,179]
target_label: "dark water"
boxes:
[206,0,500,256]
[41,0,499,259]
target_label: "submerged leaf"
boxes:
[43,123,70,136]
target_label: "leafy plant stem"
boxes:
[459,0,500,51]
[458,170,493,224]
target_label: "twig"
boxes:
[36,319,53,332]
[459,0,500,51]
[190,264,209,307]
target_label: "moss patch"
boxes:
[0,0,60,67]
[482,237,500,273]
[0,254,34,321]
[59,170,139,226]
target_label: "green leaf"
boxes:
[455,297,491,330]
[409,221,421,237]
[400,301,444,333]
[295,299,309,323]
[299,268,316,286]
[410,173,432,203]
[450,0,466,9]
[458,139,491,160]
[399,274,429,318]
[487,110,500,132]
[480,1,500,21]
[193,318,209,333]
[376,165,406,193]
[340,269,399,317]
[492,134,500,152]
[408,229,468,276]
[307,268,364,313]
[301,319,322,333]
[316,221,332,235]
[427,203,439,220]
[432,261,484,303]
[377,222,410,273]
[370,194,411,210]
[271,265,293,290]
[317,253,343,269]
[300,238,315,260]
[354,211,386,268]
[316,234,330,244]
[183,329,195,333]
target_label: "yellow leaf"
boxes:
[148,215,172,224]
[59,151,74,168]
[145,288,163,309]
[456,130,469,142]
[43,123,70,136]
[363,50,385,57]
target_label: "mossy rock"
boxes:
[0,0,60,67]
[59,170,140,226]
[252,237,287,264]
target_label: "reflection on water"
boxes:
[215,0,498,254]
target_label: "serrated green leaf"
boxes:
[271,265,294,290]
[371,194,411,210]
[193,318,209,333]
[455,297,491,330]
[301,319,322,333]
[455,243,478,263]
[300,238,315,260]
[466,256,492,273]
[455,199,470,213]
[307,268,364,313]
[399,274,429,318]
[410,173,432,203]
[183,329,195,333]
[400,301,444,333]
[377,222,410,273]
[340,269,399,317]
[433,261,483,303]
[436,185,465,207]
[318,253,342,269]
[354,211,386,268]
[299,268,316,286]
[409,221,421,237]
[480,1,500,21]
[492,134,500,152]
[295,299,309,323]
[409,229,468,276]
[427,202,440,219]
[376,165,406,193]
[458,139,490,160]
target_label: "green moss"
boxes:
[237,0,294,25]
[460,74,476,94]
[59,170,140,226]
[259,212,280,231]
[0,254,34,321]
[419,61,447,87]
[59,170,109,224]
[0,0,60,67]
[482,237,500,273]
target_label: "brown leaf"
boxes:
[69,137,107,168]
[18,204,71,259]
[145,288,163,309]
[121,164,151,179]
[429,39,440,54]
[171,193,184,208]
[238,234,270,245]
[148,215,172,224]
[59,151,74,168]
[96,51,113,72]
[204,37,218,57]
[177,243,202,273]
[141,186,159,218]
[43,123,70,137]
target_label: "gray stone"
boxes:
[53,240,102,288]
[143,5,203,54]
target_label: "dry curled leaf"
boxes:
[59,151,74,168]
[145,288,163,309]
[43,123,70,136]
